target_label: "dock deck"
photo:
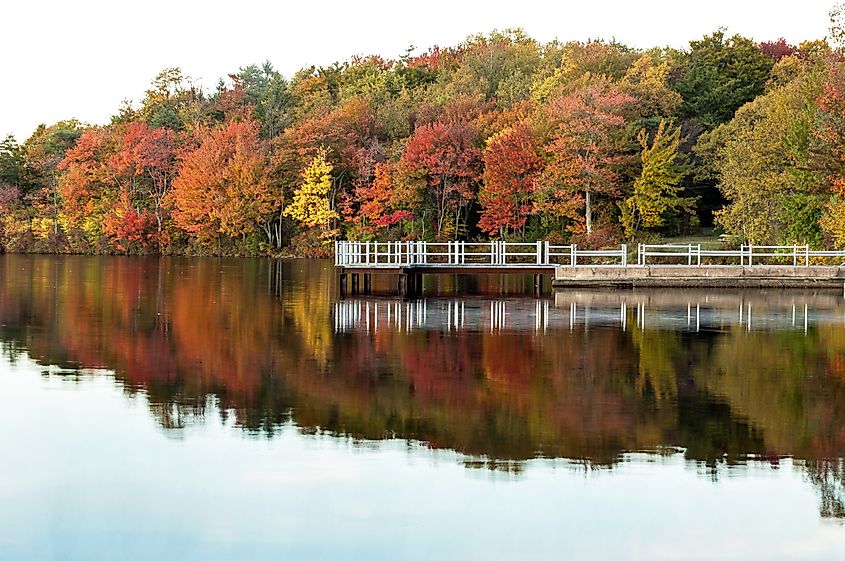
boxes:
[334,241,845,294]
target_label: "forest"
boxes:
[1,9,845,256]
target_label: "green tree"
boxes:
[673,30,774,128]
[140,68,204,130]
[0,135,37,192]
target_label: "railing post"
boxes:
[638,243,644,266]
[536,241,542,265]
[793,244,797,267]
[460,240,465,264]
[572,244,577,267]
[749,245,753,267]
[688,243,692,266]
[697,244,701,267]
[621,244,627,268]
[806,245,810,267]
[544,241,550,265]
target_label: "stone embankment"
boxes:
[552,266,845,288]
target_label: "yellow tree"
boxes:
[284,148,338,232]
[620,119,690,239]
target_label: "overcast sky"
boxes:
[1,0,837,141]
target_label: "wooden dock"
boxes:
[334,241,845,295]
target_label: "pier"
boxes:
[334,241,845,295]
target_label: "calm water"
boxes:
[1,255,845,560]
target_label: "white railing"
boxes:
[637,244,845,267]
[334,241,627,267]
[335,241,845,269]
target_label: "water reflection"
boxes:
[2,255,845,521]
[335,291,845,333]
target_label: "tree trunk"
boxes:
[585,189,592,235]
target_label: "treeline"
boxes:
[1,17,845,255]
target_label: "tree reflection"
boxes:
[1,255,845,518]
[805,460,845,518]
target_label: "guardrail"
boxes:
[637,244,845,266]
[334,241,845,268]
[335,241,627,267]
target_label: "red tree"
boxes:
[541,78,633,234]
[108,122,178,243]
[817,60,845,194]
[401,121,482,238]
[478,124,542,238]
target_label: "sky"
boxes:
[3,353,845,560]
[1,0,838,142]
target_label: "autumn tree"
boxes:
[57,128,120,243]
[169,119,280,247]
[710,60,824,244]
[23,121,84,238]
[352,162,414,236]
[108,122,178,244]
[540,76,633,235]
[478,124,542,238]
[620,119,691,238]
[284,148,338,233]
[620,52,683,121]
[401,121,482,239]
[817,57,845,246]
[759,39,798,62]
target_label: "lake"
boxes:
[1,254,844,560]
